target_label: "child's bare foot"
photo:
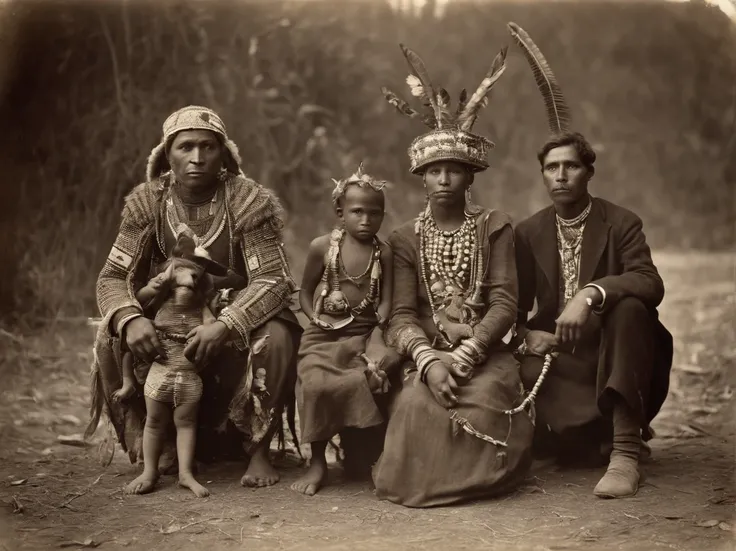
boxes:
[241,446,280,487]
[112,384,135,403]
[124,472,158,495]
[290,458,327,496]
[178,472,210,498]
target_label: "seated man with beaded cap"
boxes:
[371,43,535,508]
[88,106,302,491]
[508,24,673,498]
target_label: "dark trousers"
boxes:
[520,297,673,460]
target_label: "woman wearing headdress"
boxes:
[371,45,536,507]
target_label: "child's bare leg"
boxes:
[290,440,328,496]
[174,402,209,498]
[112,352,136,403]
[125,397,170,495]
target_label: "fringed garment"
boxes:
[87,173,302,464]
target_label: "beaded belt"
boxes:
[156,330,189,344]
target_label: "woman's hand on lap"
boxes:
[425,362,459,409]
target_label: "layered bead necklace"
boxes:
[419,208,477,299]
[164,180,227,250]
[555,199,592,307]
[314,228,382,319]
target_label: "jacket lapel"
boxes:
[529,207,559,297]
[578,198,610,287]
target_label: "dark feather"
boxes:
[422,113,438,129]
[455,88,468,118]
[381,86,421,119]
[507,22,571,134]
[400,43,439,118]
[382,86,436,129]
[436,87,453,129]
[457,47,508,131]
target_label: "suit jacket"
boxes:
[515,197,667,334]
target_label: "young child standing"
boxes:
[123,227,226,498]
[291,164,399,496]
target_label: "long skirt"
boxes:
[372,349,534,508]
[296,319,385,444]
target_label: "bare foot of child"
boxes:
[178,472,210,498]
[290,457,327,496]
[241,446,280,487]
[124,473,158,495]
[112,384,135,403]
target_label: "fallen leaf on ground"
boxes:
[718,522,732,531]
[57,434,89,448]
[10,479,28,486]
[161,524,182,534]
[696,519,720,528]
[58,539,99,548]
[59,414,82,426]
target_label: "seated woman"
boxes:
[372,44,535,507]
[87,106,302,489]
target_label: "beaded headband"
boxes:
[331,162,389,207]
[381,43,508,174]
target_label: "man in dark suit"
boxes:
[514,131,673,499]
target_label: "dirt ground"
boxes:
[1,251,734,551]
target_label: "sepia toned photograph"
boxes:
[0,0,734,549]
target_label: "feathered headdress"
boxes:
[507,23,571,135]
[331,162,390,207]
[381,44,508,173]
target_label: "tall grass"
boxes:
[1,0,734,324]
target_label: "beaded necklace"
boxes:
[165,183,227,250]
[555,199,592,306]
[425,212,476,292]
[314,228,382,320]
[417,205,482,299]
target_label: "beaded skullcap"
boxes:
[145,105,244,182]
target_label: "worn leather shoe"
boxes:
[594,453,640,498]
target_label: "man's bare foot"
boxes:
[178,472,210,498]
[124,473,158,495]
[241,447,279,487]
[290,459,327,496]
[112,384,135,403]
